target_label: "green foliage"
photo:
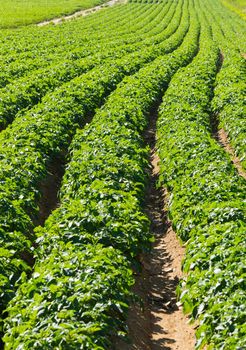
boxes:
[0,0,182,130]
[3,4,200,347]
[157,13,246,348]
[0,0,106,28]
[4,244,134,349]
[205,0,246,167]
[1,0,245,348]
[0,0,193,341]
[221,0,246,20]
[212,52,246,170]
[204,0,246,171]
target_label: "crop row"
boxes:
[212,51,246,170]
[205,0,245,51]
[0,3,139,57]
[156,7,246,348]
[202,0,246,171]
[0,2,168,64]
[0,0,191,334]
[3,5,200,347]
[0,2,150,86]
[0,3,161,88]
[0,0,181,130]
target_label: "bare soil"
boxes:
[36,156,65,226]
[37,0,126,26]
[113,108,196,349]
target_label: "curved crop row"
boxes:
[0,0,191,333]
[212,51,246,170]
[205,0,246,51]
[0,3,138,58]
[0,0,181,130]
[3,6,200,347]
[0,3,148,85]
[201,0,246,171]
[0,3,159,88]
[0,3,158,87]
[0,0,180,88]
[0,0,126,28]
[156,10,246,349]
[0,2,169,63]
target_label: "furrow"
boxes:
[156,5,246,348]
[2,4,200,347]
[0,0,191,339]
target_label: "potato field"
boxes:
[0,0,245,349]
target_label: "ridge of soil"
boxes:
[114,107,196,349]
[37,0,126,26]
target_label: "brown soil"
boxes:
[35,157,65,226]
[113,108,196,349]
[37,0,126,26]
[217,128,246,180]
[241,53,246,59]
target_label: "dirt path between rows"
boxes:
[37,0,126,27]
[113,108,196,350]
